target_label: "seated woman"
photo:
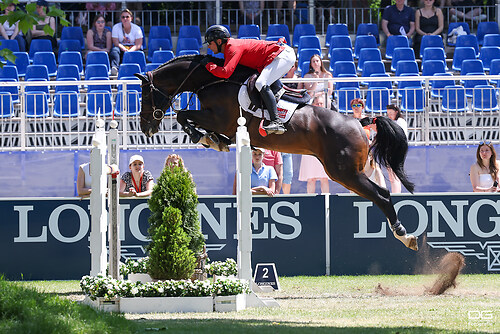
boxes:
[29,0,57,51]
[110,9,143,76]
[470,142,500,192]
[250,147,277,197]
[0,3,26,52]
[298,54,333,109]
[120,155,154,197]
[86,14,112,58]
[414,0,444,58]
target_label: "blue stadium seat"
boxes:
[385,35,409,59]
[489,59,500,85]
[0,65,19,81]
[86,51,111,73]
[447,22,470,46]
[238,24,260,39]
[456,35,479,56]
[87,90,113,116]
[145,63,162,72]
[0,39,19,52]
[336,87,361,113]
[53,91,80,117]
[430,73,454,99]
[55,78,79,95]
[397,73,422,95]
[368,73,394,97]
[353,35,377,59]
[362,61,385,84]
[298,35,321,53]
[472,85,499,111]
[483,34,500,47]
[115,90,141,116]
[478,46,500,71]
[33,52,57,77]
[400,87,424,113]
[122,51,146,73]
[0,65,18,102]
[178,49,199,56]
[266,24,291,45]
[442,86,467,112]
[419,35,444,58]
[28,39,52,62]
[464,72,488,97]
[56,64,80,81]
[460,59,484,76]
[58,39,81,54]
[422,60,447,77]
[365,87,390,113]
[25,91,49,117]
[147,39,173,62]
[292,24,316,48]
[357,48,381,72]
[178,25,202,48]
[332,61,356,77]
[85,64,109,80]
[0,92,13,118]
[25,64,49,81]
[328,36,352,56]
[149,26,172,49]
[60,26,85,50]
[390,47,415,72]
[299,61,310,77]
[334,73,359,91]
[477,22,500,45]
[356,23,379,44]
[6,51,28,77]
[329,48,353,71]
[422,47,447,70]
[176,38,200,56]
[118,63,141,79]
[179,92,200,110]
[325,24,348,47]
[451,47,476,71]
[395,60,419,76]
[59,51,83,76]
[297,48,321,69]
[152,50,174,63]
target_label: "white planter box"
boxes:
[128,273,153,283]
[83,296,120,313]
[119,296,214,313]
[214,294,247,312]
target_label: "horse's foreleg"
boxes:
[177,111,204,143]
[336,171,418,251]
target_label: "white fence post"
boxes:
[107,120,120,279]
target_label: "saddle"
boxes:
[246,74,311,110]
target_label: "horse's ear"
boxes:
[134,73,148,83]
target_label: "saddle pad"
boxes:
[238,79,298,123]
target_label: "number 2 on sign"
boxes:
[262,268,269,279]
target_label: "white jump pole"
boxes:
[235,116,252,282]
[89,118,108,276]
[107,120,120,279]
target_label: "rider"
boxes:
[200,25,296,135]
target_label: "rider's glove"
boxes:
[200,57,211,67]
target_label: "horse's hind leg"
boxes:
[337,171,418,251]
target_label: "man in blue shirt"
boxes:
[381,0,415,39]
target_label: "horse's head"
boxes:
[135,72,172,137]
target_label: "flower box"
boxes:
[119,296,214,313]
[128,273,153,283]
[214,294,247,312]
[82,296,120,313]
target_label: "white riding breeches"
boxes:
[255,44,296,92]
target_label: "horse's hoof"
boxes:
[393,231,419,251]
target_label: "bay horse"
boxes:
[135,54,418,251]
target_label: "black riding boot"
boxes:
[183,125,202,143]
[260,85,286,135]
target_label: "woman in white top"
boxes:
[298,54,333,109]
[110,9,143,75]
[470,141,500,192]
[76,162,119,197]
[0,3,26,52]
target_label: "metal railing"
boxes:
[1,75,500,151]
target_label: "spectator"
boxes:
[110,9,143,76]
[0,3,26,52]
[470,142,500,192]
[164,153,187,171]
[86,14,112,58]
[263,149,283,194]
[414,0,444,58]
[239,0,265,24]
[283,60,299,89]
[297,54,333,108]
[119,155,154,197]
[381,0,415,40]
[29,0,57,51]
[250,147,278,197]
[86,2,116,27]
[76,162,119,197]
[383,104,408,193]
[351,98,371,140]
[281,152,293,194]
[298,96,330,194]
[443,0,487,22]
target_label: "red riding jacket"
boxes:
[204,38,285,79]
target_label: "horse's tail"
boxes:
[369,116,415,193]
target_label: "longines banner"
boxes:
[0,194,498,280]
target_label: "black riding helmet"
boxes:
[205,25,230,52]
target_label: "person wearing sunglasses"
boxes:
[470,141,500,192]
[86,14,112,59]
[110,9,143,76]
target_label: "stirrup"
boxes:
[264,121,286,135]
